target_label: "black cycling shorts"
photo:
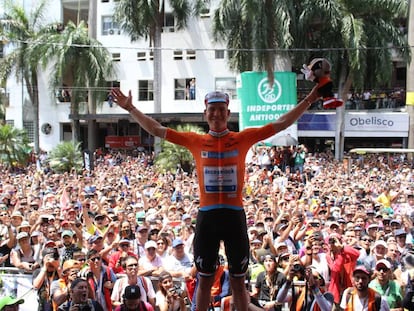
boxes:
[193,209,249,277]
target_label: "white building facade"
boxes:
[2,0,410,153]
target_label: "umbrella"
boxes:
[268,134,298,147]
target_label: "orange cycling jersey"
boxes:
[166,123,277,211]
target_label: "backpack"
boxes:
[345,288,381,311]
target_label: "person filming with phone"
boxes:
[325,233,359,308]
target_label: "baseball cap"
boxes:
[248,227,259,233]
[61,230,74,238]
[16,232,29,240]
[394,229,407,237]
[172,238,184,248]
[144,240,157,249]
[390,219,401,226]
[250,239,263,245]
[44,240,57,247]
[204,91,229,106]
[376,259,392,270]
[136,226,148,232]
[182,214,191,221]
[11,211,24,219]
[18,221,31,229]
[275,242,287,249]
[374,240,388,248]
[329,221,340,228]
[119,239,131,245]
[353,265,371,276]
[123,285,141,300]
[60,220,70,227]
[0,296,24,310]
[42,247,58,258]
[88,235,103,244]
[62,259,80,272]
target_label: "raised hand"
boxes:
[111,88,134,111]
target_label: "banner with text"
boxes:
[237,72,297,130]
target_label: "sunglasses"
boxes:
[90,257,101,262]
[377,267,389,273]
[157,242,165,245]
[127,263,138,268]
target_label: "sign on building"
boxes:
[237,72,297,131]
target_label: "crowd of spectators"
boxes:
[305,88,406,111]
[1,146,414,310]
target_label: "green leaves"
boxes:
[48,141,83,173]
[0,124,30,169]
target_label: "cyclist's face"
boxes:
[205,102,230,131]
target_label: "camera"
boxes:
[329,237,336,244]
[52,249,60,260]
[292,264,303,272]
[75,305,91,311]
[169,285,183,296]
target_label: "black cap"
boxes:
[123,285,141,300]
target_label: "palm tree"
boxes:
[213,0,409,159]
[213,0,294,86]
[47,141,83,173]
[0,0,49,155]
[0,124,30,170]
[154,124,204,173]
[296,0,409,158]
[113,0,206,113]
[34,20,115,146]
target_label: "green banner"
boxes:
[237,72,297,130]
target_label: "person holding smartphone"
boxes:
[325,233,360,308]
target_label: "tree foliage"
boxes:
[0,124,30,169]
[47,141,83,173]
[0,0,50,154]
[32,20,115,143]
[154,124,204,173]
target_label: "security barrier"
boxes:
[0,268,37,311]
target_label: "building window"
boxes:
[186,50,196,60]
[101,0,109,2]
[174,78,195,100]
[215,77,237,99]
[102,16,120,36]
[112,53,121,62]
[23,121,34,142]
[173,50,183,60]
[162,13,175,32]
[215,50,225,59]
[149,50,154,60]
[137,52,146,61]
[0,42,3,58]
[200,0,211,17]
[138,80,154,101]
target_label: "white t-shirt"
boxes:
[162,254,193,274]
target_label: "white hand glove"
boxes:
[301,64,315,82]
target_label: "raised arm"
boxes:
[111,88,167,138]
[272,85,321,133]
